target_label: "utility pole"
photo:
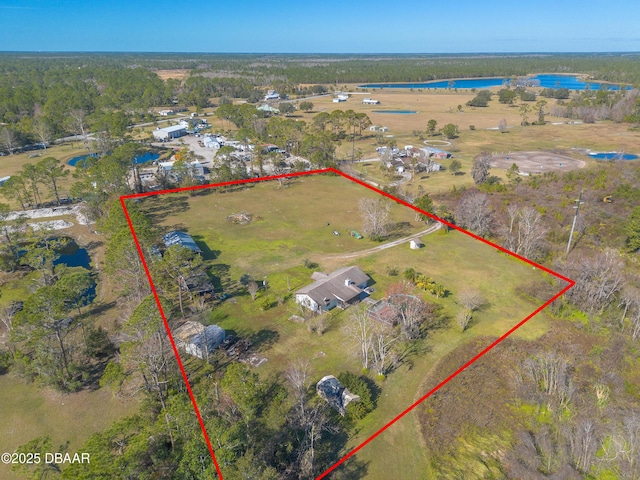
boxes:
[566,188,584,255]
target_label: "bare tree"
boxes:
[68,109,90,151]
[247,280,259,301]
[500,205,548,260]
[389,294,429,340]
[359,197,391,240]
[456,191,494,237]
[0,127,18,155]
[603,415,640,479]
[564,248,625,314]
[343,305,374,370]
[370,322,397,376]
[32,119,53,150]
[457,289,486,332]
[471,152,492,184]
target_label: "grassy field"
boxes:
[135,172,561,478]
[0,375,140,480]
[0,224,139,480]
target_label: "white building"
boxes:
[152,124,187,141]
[362,98,380,105]
[204,137,221,149]
[264,90,280,101]
[158,109,175,116]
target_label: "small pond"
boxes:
[589,152,638,161]
[68,151,160,167]
[54,239,92,269]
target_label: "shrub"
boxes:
[337,372,377,419]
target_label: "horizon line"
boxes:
[1,50,640,56]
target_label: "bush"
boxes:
[0,350,12,374]
[337,372,377,419]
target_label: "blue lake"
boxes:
[360,74,630,91]
[372,110,417,114]
[589,152,638,161]
[68,152,159,167]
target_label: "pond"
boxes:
[372,110,418,114]
[68,151,160,167]
[360,74,630,91]
[589,152,638,161]
[54,239,92,269]
[54,238,96,304]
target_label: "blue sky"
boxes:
[1,0,638,52]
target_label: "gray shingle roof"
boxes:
[296,266,369,306]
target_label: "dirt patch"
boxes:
[154,69,190,81]
[490,150,586,174]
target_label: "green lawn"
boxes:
[134,173,561,478]
[0,375,140,480]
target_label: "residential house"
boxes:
[264,90,280,101]
[362,98,380,105]
[295,266,371,312]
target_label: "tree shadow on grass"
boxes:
[137,195,190,222]
[247,329,279,353]
[191,235,219,261]
[84,300,118,318]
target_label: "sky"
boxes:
[0,0,638,53]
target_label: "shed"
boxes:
[163,230,202,254]
[316,375,360,416]
[173,322,225,359]
[410,238,424,250]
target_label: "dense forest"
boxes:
[1,53,640,151]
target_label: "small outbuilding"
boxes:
[410,238,424,250]
[173,322,225,359]
[316,375,360,416]
[163,230,202,254]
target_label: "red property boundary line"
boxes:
[120,167,575,479]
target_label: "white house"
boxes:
[152,124,187,141]
[333,94,349,103]
[296,266,371,312]
[362,98,380,105]
[158,109,175,116]
[264,90,280,101]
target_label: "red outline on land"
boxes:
[120,168,575,479]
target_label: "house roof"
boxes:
[162,230,201,253]
[173,322,225,352]
[296,266,369,306]
[158,124,187,134]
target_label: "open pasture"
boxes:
[135,172,560,478]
